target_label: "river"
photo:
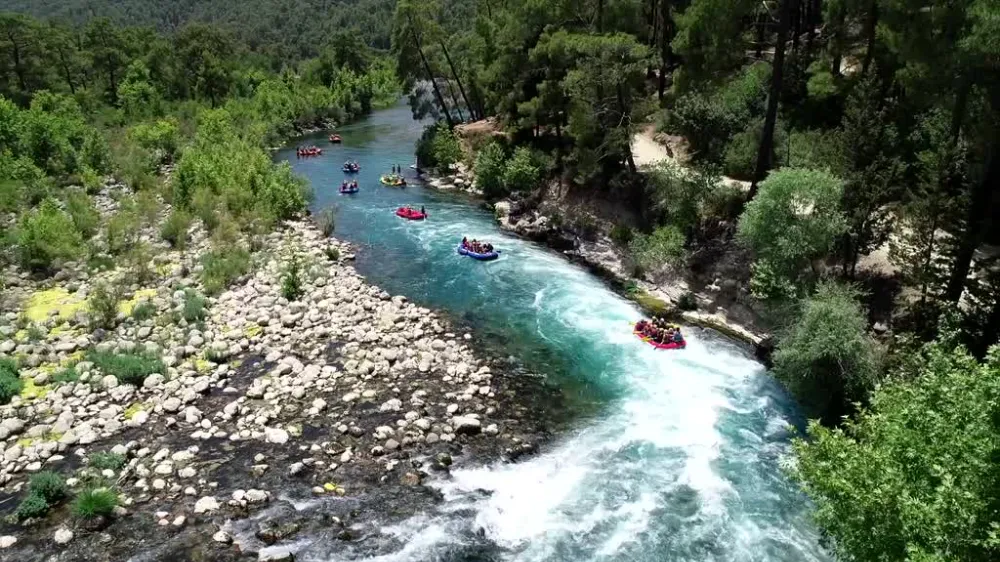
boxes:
[275,104,830,562]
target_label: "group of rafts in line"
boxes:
[325,132,686,350]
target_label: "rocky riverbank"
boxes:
[493,198,772,355]
[0,185,552,561]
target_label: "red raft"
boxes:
[396,207,427,220]
[329,134,342,143]
[633,322,686,350]
[297,147,323,157]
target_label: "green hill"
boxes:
[0,0,395,57]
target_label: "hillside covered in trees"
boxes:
[0,0,397,60]
[391,0,1000,558]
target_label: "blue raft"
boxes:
[339,186,359,194]
[457,245,500,261]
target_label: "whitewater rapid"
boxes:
[278,104,830,562]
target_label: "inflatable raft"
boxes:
[343,164,360,173]
[457,245,499,261]
[298,148,322,157]
[633,327,686,350]
[329,134,342,143]
[340,186,359,194]
[396,207,426,220]
[380,174,406,187]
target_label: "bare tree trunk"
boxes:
[945,140,998,303]
[440,42,476,120]
[861,0,878,75]
[409,15,454,128]
[747,0,796,202]
[755,9,765,59]
[830,11,844,76]
[657,0,674,101]
[6,31,27,93]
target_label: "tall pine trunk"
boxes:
[747,0,796,201]
[440,42,476,120]
[657,0,674,101]
[861,0,878,75]
[6,31,27,93]
[409,15,454,128]
[945,139,998,303]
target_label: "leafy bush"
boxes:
[610,224,634,247]
[324,246,340,261]
[665,63,770,163]
[502,147,541,193]
[72,488,118,519]
[200,247,251,295]
[737,168,847,298]
[773,282,880,422]
[14,492,50,521]
[791,333,1000,562]
[677,292,698,311]
[106,209,140,255]
[0,358,21,405]
[125,242,156,285]
[182,290,208,323]
[89,283,124,330]
[629,225,687,272]
[15,198,85,272]
[416,122,463,172]
[474,141,507,199]
[131,302,156,321]
[89,452,126,471]
[281,255,305,301]
[316,208,335,237]
[65,190,101,239]
[135,190,161,226]
[723,122,762,181]
[128,119,180,162]
[29,471,68,504]
[161,209,193,250]
[85,350,165,386]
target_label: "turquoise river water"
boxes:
[275,103,831,562]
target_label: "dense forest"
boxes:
[0,8,398,295]
[3,0,1000,559]
[0,0,397,59]
[387,0,1000,559]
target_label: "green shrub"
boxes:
[135,190,161,226]
[15,198,85,272]
[25,323,46,342]
[191,187,220,232]
[316,208,335,237]
[29,471,67,504]
[737,168,847,298]
[281,255,305,301]
[665,63,770,163]
[474,141,507,199]
[0,359,23,405]
[677,292,698,311]
[14,492,50,521]
[131,302,156,321]
[72,488,118,519]
[160,209,192,250]
[89,452,126,471]
[128,119,180,162]
[200,247,251,295]
[421,122,463,172]
[52,366,80,385]
[125,242,156,285]
[723,122,762,181]
[89,283,124,330]
[324,246,340,261]
[610,224,634,247]
[182,290,208,323]
[643,162,718,237]
[65,190,101,239]
[106,209,140,255]
[773,281,880,423]
[502,147,540,193]
[629,225,687,272]
[85,350,165,386]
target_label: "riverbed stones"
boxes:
[53,528,73,545]
[194,496,220,514]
